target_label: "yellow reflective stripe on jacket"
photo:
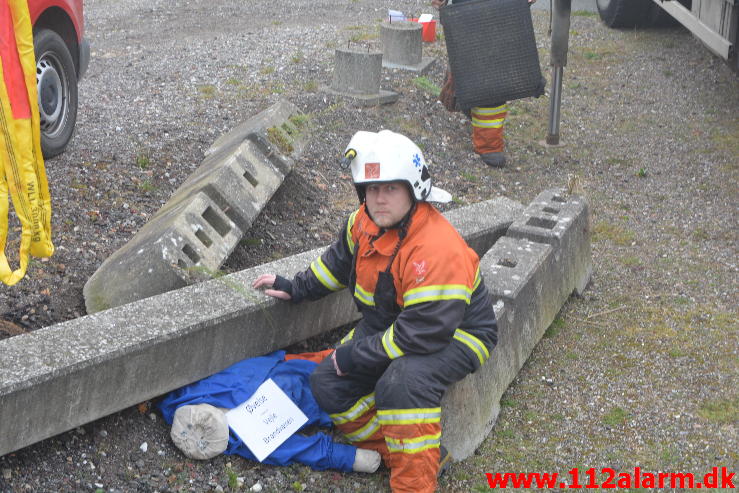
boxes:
[381,324,404,359]
[471,116,505,128]
[473,267,481,291]
[340,328,355,344]
[329,393,375,425]
[354,282,375,306]
[310,257,345,291]
[472,104,507,115]
[453,329,490,366]
[377,408,441,425]
[403,284,472,306]
[386,433,441,454]
[344,415,380,443]
[345,209,359,253]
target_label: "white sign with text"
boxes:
[225,378,308,462]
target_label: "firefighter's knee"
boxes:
[309,359,339,413]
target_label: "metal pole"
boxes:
[546,65,563,145]
[546,0,571,146]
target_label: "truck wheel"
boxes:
[34,29,78,159]
[596,0,652,28]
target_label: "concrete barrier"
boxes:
[507,189,592,296]
[0,197,523,458]
[83,100,308,314]
[323,48,400,106]
[380,21,435,73]
[440,189,590,459]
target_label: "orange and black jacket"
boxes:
[281,202,497,373]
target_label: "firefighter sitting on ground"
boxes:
[253,130,498,493]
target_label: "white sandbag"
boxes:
[352,448,381,473]
[170,404,229,460]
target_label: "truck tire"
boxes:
[34,28,78,159]
[596,0,652,28]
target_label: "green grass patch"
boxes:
[240,237,261,247]
[226,466,238,490]
[289,113,310,129]
[267,126,294,154]
[692,227,710,241]
[667,347,687,358]
[544,317,565,338]
[138,180,157,193]
[698,397,738,424]
[197,84,216,98]
[413,76,441,97]
[500,398,517,408]
[602,406,629,427]
[136,153,150,169]
[496,429,514,439]
[592,221,636,246]
[572,10,597,17]
[708,120,739,160]
[348,29,378,42]
[461,171,479,182]
[619,255,642,267]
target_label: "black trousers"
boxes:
[310,340,478,414]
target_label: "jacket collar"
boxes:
[358,203,432,256]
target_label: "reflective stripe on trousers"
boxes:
[471,104,507,155]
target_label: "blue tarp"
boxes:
[159,351,356,472]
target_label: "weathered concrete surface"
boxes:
[323,48,400,106]
[507,189,592,296]
[380,21,436,73]
[0,198,522,458]
[440,190,590,460]
[83,100,307,314]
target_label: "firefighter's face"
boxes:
[365,182,413,228]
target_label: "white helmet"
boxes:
[343,130,451,203]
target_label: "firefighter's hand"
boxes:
[528,0,537,3]
[431,0,447,9]
[252,274,292,300]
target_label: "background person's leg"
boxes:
[471,103,508,167]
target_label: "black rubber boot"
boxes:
[481,151,507,168]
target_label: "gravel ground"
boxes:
[1,1,737,491]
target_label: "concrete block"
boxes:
[507,189,592,295]
[323,48,400,106]
[83,100,307,314]
[381,21,436,73]
[441,236,557,460]
[443,196,524,257]
[206,100,306,162]
[1,198,522,457]
[440,299,508,460]
[440,190,591,460]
